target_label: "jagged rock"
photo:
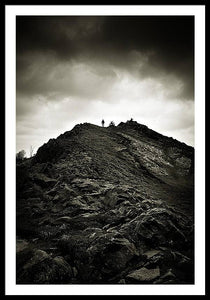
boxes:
[126,266,160,282]
[17,248,73,284]
[90,236,139,273]
[134,207,190,248]
[54,216,72,224]
[16,121,194,284]
[16,239,29,253]
[153,269,176,284]
[143,249,161,259]
[161,269,176,280]
[32,174,57,188]
[118,279,126,284]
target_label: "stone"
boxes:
[161,269,176,280]
[54,216,72,224]
[126,266,160,282]
[16,239,29,253]
[72,266,78,277]
[143,249,161,259]
[134,207,189,248]
[118,279,126,284]
[23,249,49,270]
[33,174,57,188]
[17,249,73,284]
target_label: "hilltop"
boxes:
[16,120,194,284]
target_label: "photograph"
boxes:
[4,4,206,296]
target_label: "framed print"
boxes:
[5,3,205,296]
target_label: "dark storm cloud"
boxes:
[16,16,194,100]
[100,16,194,99]
[16,16,105,60]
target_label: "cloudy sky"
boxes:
[16,16,194,156]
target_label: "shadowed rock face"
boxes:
[16,121,194,284]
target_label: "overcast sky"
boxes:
[16,16,194,156]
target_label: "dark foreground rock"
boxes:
[17,245,73,284]
[126,266,160,283]
[16,121,194,284]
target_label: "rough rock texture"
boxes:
[16,121,194,284]
[126,266,160,283]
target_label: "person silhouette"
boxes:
[101,119,105,127]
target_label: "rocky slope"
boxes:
[16,120,194,284]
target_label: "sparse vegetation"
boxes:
[109,121,115,126]
[16,150,26,161]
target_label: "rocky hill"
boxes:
[16,120,194,284]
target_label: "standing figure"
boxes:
[101,119,105,127]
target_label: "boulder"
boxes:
[135,207,190,248]
[32,174,57,188]
[126,266,160,283]
[17,249,73,284]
